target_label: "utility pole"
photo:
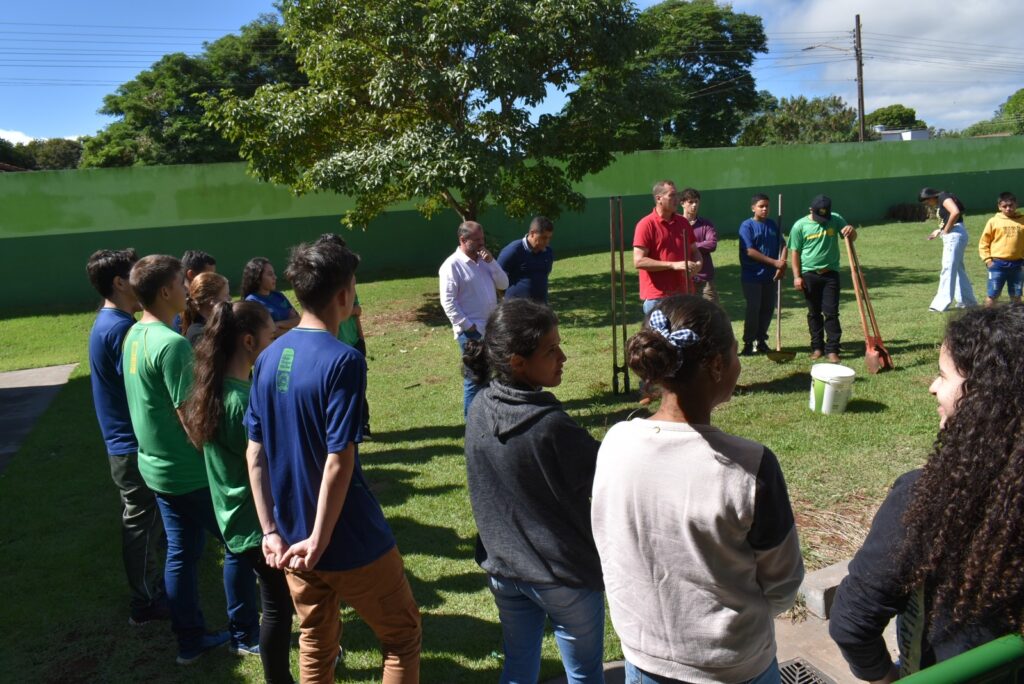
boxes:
[855,14,866,142]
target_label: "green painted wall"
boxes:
[2,137,1022,313]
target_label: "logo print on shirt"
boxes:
[276,348,294,393]
[128,341,139,374]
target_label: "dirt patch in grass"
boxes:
[794,494,878,571]
[365,293,448,333]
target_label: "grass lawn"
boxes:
[0,214,990,682]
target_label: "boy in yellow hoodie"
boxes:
[979,192,1024,305]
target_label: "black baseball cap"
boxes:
[810,194,832,221]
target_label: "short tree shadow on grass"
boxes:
[370,424,466,444]
[406,569,486,610]
[844,399,888,414]
[387,515,475,561]
[365,466,462,508]
[363,443,462,468]
[735,371,811,396]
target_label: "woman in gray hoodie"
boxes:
[463,298,604,684]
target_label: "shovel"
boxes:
[844,236,894,374]
[767,193,795,363]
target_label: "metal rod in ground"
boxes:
[617,196,631,392]
[609,197,619,394]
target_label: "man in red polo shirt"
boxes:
[633,179,702,315]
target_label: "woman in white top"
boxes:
[592,294,804,684]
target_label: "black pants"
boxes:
[802,270,841,353]
[741,281,776,345]
[354,337,371,431]
[242,547,296,684]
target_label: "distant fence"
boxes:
[2,136,1022,313]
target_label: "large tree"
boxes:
[80,15,304,168]
[737,94,858,146]
[864,104,927,131]
[635,0,767,148]
[205,0,639,226]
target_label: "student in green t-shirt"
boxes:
[787,194,858,363]
[123,254,260,665]
[183,301,294,683]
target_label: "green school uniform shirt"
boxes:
[336,294,361,347]
[203,377,262,554]
[788,212,848,273]
[123,321,205,495]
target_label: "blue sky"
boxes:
[1,0,1018,143]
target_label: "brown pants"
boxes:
[286,547,422,684]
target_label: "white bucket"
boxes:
[808,363,856,415]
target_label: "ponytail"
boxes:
[183,301,271,445]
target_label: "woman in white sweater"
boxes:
[592,295,804,684]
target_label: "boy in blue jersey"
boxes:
[86,248,168,626]
[246,237,421,683]
[738,194,786,355]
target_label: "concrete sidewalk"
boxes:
[0,363,78,473]
[541,613,897,684]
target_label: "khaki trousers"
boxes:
[286,547,421,684]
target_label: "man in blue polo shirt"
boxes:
[86,247,168,626]
[497,216,555,303]
[246,236,421,683]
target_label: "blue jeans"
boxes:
[930,223,977,311]
[155,488,259,651]
[457,329,485,418]
[625,658,780,684]
[986,259,1023,299]
[488,575,605,684]
[642,298,663,316]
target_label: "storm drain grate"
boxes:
[779,658,836,684]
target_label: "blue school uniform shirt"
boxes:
[738,218,783,283]
[88,307,139,456]
[245,291,295,322]
[497,237,554,302]
[246,327,394,571]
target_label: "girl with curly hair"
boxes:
[830,304,1024,681]
[592,295,804,684]
[183,301,295,682]
[241,257,300,337]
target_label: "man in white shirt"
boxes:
[438,221,509,416]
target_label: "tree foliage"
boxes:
[865,104,927,132]
[737,94,858,146]
[80,15,304,168]
[638,0,767,148]
[205,0,639,225]
[0,137,83,170]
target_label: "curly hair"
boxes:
[626,295,733,391]
[183,301,272,446]
[240,257,271,298]
[899,304,1024,636]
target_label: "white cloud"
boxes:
[732,0,1017,131]
[0,129,34,145]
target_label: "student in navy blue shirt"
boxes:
[86,248,168,626]
[497,216,555,302]
[738,194,786,356]
[172,249,217,333]
[246,236,421,683]
[241,257,301,338]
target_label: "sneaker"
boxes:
[810,349,825,360]
[755,341,770,354]
[229,641,260,657]
[177,631,230,665]
[128,598,171,627]
[740,343,755,357]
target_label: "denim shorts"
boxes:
[987,259,1023,298]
